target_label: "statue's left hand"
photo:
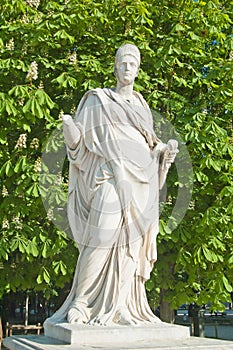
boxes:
[158,139,179,189]
[166,139,179,163]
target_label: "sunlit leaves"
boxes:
[52,72,77,89]
[0,0,232,310]
[0,239,9,261]
[144,0,233,312]
[53,260,67,276]
[22,89,55,120]
[54,29,75,44]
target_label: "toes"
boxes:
[67,308,83,324]
[88,316,102,326]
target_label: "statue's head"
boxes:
[115,43,141,68]
[114,44,140,85]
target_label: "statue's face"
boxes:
[115,55,139,86]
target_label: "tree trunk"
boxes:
[160,299,175,323]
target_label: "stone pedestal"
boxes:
[3,322,233,350]
[43,321,190,345]
[3,333,233,350]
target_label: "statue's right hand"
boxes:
[62,114,81,149]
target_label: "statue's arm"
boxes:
[62,114,81,149]
[158,139,179,189]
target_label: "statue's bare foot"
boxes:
[67,307,83,324]
[88,316,102,326]
[115,308,136,325]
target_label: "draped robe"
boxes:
[45,88,170,326]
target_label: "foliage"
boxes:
[145,0,233,312]
[0,0,232,314]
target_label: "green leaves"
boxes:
[0,93,18,117]
[37,267,50,285]
[26,182,40,197]
[0,0,232,309]
[222,275,232,293]
[22,89,55,120]
[0,238,9,261]
[52,72,77,89]
[11,235,29,254]
[53,260,67,276]
[54,29,75,44]
[28,238,39,257]
[0,159,14,177]
[202,245,219,263]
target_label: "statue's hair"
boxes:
[115,44,141,67]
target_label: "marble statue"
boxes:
[45,44,178,327]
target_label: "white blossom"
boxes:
[48,10,54,17]
[188,200,195,210]
[70,105,76,114]
[21,14,30,24]
[58,109,64,121]
[6,38,14,51]
[12,216,23,230]
[15,134,27,149]
[2,218,10,229]
[229,51,233,61]
[26,0,40,9]
[166,195,173,205]
[47,208,55,221]
[18,98,25,106]
[68,51,77,65]
[26,61,38,81]
[38,80,44,89]
[55,172,63,186]
[2,185,9,197]
[22,42,28,55]
[34,157,41,172]
[30,137,39,150]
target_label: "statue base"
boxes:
[43,321,190,345]
[4,320,233,350]
[3,332,233,350]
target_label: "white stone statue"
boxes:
[45,44,178,327]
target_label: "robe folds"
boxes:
[45,88,169,326]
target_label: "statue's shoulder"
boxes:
[133,90,145,101]
[133,90,142,97]
[81,88,110,102]
[133,90,150,109]
[87,88,101,95]
[77,89,111,113]
[81,88,98,98]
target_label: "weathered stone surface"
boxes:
[44,321,190,345]
[3,333,233,350]
[47,43,179,328]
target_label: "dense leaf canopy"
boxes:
[0,0,232,313]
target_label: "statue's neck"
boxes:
[115,82,134,100]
